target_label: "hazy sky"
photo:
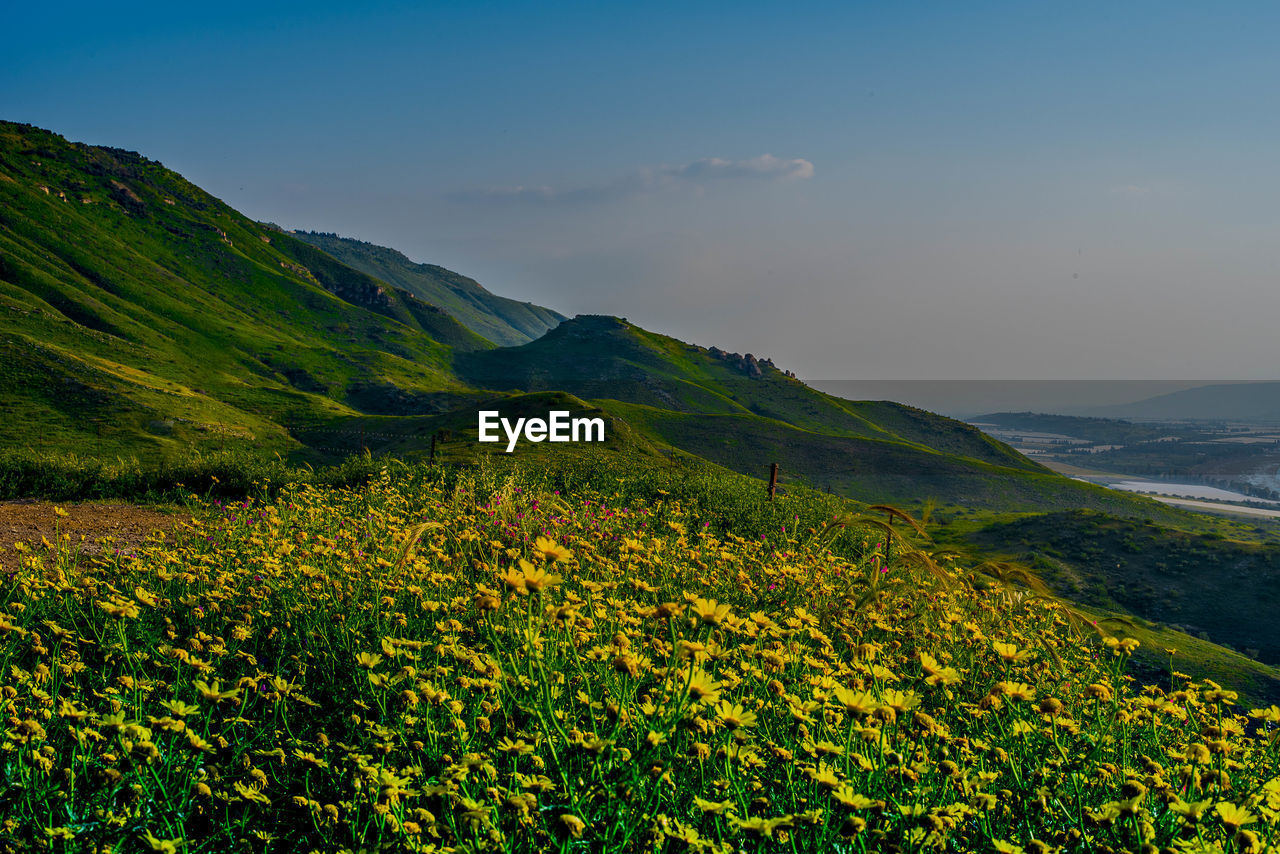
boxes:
[6,1,1280,380]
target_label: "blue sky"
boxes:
[6,2,1280,378]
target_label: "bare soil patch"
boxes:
[0,500,179,570]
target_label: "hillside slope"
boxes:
[1087,381,1280,421]
[460,316,1033,464]
[0,120,1193,520]
[0,121,493,458]
[291,230,565,346]
[971,509,1280,663]
[451,315,1190,511]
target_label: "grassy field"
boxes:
[4,451,1280,852]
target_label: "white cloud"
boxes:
[670,154,815,182]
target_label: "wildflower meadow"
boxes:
[2,456,1278,853]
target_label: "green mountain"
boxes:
[0,120,492,459]
[0,119,1199,519]
[290,230,565,347]
[449,315,1194,511]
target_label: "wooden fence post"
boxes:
[768,462,779,501]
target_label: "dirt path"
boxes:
[0,500,179,570]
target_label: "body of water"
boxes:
[1105,480,1280,505]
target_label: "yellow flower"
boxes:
[134,586,159,607]
[831,687,879,716]
[143,830,184,853]
[499,565,527,593]
[992,641,1030,663]
[1249,705,1280,723]
[194,679,240,703]
[1084,683,1113,702]
[234,780,271,806]
[498,737,535,756]
[920,652,963,687]
[686,669,722,704]
[880,689,921,713]
[1215,801,1256,830]
[1187,743,1212,765]
[694,797,736,815]
[731,815,794,838]
[186,730,215,752]
[519,559,562,593]
[649,601,685,620]
[998,682,1036,702]
[292,749,329,768]
[1204,686,1239,704]
[1104,636,1141,655]
[161,700,200,717]
[806,762,842,789]
[559,814,586,838]
[534,536,573,563]
[713,700,758,730]
[691,597,732,626]
[147,716,186,733]
[98,599,140,619]
[1169,798,1213,823]
[57,699,89,722]
[356,652,384,670]
[833,786,875,809]
[96,711,128,732]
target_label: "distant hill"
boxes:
[1087,381,1280,422]
[451,315,1184,509]
[0,119,1194,516]
[971,412,1171,445]
[290,231,565,347]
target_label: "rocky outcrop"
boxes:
[708,347,776,378]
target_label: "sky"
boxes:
[6,1,1280,381]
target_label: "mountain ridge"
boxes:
[1086,381,1280,422]
[0,118,1190,517]
[289,230,565,347]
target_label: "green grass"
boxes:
[0,449,390,503]
[7,454,1280,852]
[962,509,1280,663]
